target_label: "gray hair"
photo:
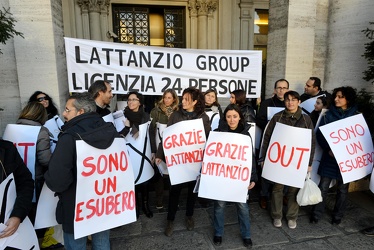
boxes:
[69,92,96,113]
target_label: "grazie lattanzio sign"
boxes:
[64,37,262,97]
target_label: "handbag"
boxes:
[296,173,323,206]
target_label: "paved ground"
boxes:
[106,187,374,250]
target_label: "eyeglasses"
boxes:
[64,107,76,113]
[276,87,288,91]
[127,98,139,102]
[37,97,49,102]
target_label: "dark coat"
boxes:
[317,105,359,180]
[215,121,258,183]
[256,96,285,130]
[0,140,34,222]
[240,101,256,124]
[95,104,111,117]
[155,108,211,160]
[44,112,121,234]
[260,107,316,166]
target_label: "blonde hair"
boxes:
[19,102,48,125]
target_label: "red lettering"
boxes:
[82,156,96,177]
[17,142,35,166]
[75,202,84,221]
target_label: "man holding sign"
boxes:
[45,93,124,249]
[310,86,362,225]
[260,91,315,229]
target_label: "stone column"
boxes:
[196,0,208,49]
[188,0,198,48]
[266,0,318,97]
[87,0,102,41]
[77,0,91,39]
[239,0,254,50]
[100,0,110,41]
[207,0,218,49]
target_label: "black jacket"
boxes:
[256,96,285,130]
[44,112,121,234]
[0,140,34,222]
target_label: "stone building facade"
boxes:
[0,0,373,134]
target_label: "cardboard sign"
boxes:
[262,122,312,188]
[199,131,253,203]
[34,183,58,229]
[319,114,374,184]
[205,111,220,131]
[44,115,64,152]
[300,94,325,114]
[0,174,39,249]
[267,107,283,121]
[155,122,168,175]
[162,119,207,185]
[3,124,40,201]
[65,37,262,98]
[125,122,155,185]
[74,138,136,239]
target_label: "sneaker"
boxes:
[288,219,297,229]
[213,236,222,246]
[273,219,282,228]
[186,216,194,231]
[164,220,174,237]
[363,226,374,236]
[243,238,252,248]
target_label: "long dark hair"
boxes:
[28,91,58,117]
[332,86,357,108]
[223,104,245,125]
[182,87,205,115]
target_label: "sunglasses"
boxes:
[37,97,49,102]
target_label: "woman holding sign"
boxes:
[212,104,257,248]
[149,89,179,209]
[260,91,315,229]
[155,87,211,237]
[310,86,359,225]
[121,91,153,218]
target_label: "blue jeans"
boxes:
[312,177,349,220]
[63,230,110,250]
[213,200,251,239]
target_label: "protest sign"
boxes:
[34,183,58,229]
[199,131,253,203]
[125,122,154,184]
[65,37,262,98]
[262,122,312,188]
[155,122,168,175]
[0,174,39,249]
[74,138,136,239]
[205,111,220,131]
[319,114,374,184]
[299,94,325,114]
[267,107,283,121]
[162,119,206,185]
[3,124,40,201]
[44,115,64,152]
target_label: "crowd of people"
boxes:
[0,76,373,250]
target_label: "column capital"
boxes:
[194,0,218,16]
[77,0,108,13]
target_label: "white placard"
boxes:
[199,131,252,203]
[74,138,136,239]
[300,94,325,114]
[125,122,155,185]
[65,37,262,98]
[34,183,58,229]
[44,115,64,152]
[267,107,283,121]
[262,122,312,188]
[205,111,220,131]
[162,119,206,185]
[319,114,374,184]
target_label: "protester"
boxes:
[16,102,51,226]
[0,139,34,239]
[88,80,113,116]
[44,93,120,249]
[310,86,359,225]
[260,90,315,229]
[29,91,59,119]
[212,104,257,248]
[309,96,330,127]
[204,88,223,119]
[149,89,179,210]
[300,77,332,102]
[120,91,153,218]
[256,79,289,209]
[155,87,211,237]
[229,89,256,123]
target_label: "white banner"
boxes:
[0,174,39,249]
[199,131,253,203]
[319,114,374,184]
[3,124,40,202]
[262,122,312,188]
[74,138,136,239]
[65,37,262,98]
[163,119,206,185]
